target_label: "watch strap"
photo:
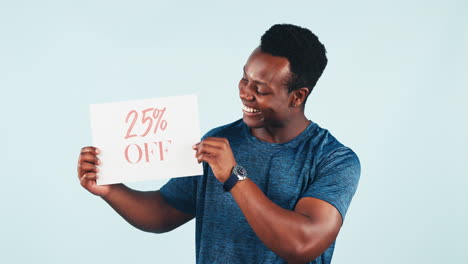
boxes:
[223,172,239,192]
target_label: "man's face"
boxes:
[239,47,295,129]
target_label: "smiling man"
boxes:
[78,24,360,264]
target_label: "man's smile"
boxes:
[242,104,261,114]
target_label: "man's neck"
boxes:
[250,115,311,144]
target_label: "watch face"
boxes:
[234,165,247,178]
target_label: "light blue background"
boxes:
[1,1,467,263]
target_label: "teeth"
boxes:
[242,105,260,113]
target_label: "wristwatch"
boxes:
[223,165,247,192]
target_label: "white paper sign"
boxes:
[89,94,203,185]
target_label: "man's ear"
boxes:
[290,87,310,108]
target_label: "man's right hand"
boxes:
[77,146,194,233]
[78,146,112,197]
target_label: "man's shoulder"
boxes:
[202,119,244,139]
[308,122,359,165]
[309,122,344,149]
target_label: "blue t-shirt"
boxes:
[160,119,360,264]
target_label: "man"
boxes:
[78,24,360,264]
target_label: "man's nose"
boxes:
[239,84,254,101]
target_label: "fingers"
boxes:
[80,172,98,189]
[80,152,101,165]
[204,137,230,145]
[192,138,236,182]
[78,146,101,178]
[80,162,99,173]
[195,153,215,164]
[195,142,222,154]
[192,138,232,164]
[193,141,223,162]
[81,146,100,155]
[79,146,101,165]
[78,147,111,196]
[193,137,229,146]
[80,172,98,182]
[192,138,229,151]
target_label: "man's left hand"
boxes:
[192,137,236,183]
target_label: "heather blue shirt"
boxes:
[160,119,360,264]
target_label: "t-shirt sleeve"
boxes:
[301,147,361,221]
[160,175,200,216]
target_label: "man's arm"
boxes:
[194,138,342,263]
[230,179,341,263]
[102,185,194,233]
[78,146,193,233]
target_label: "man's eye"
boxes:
[257,90,269,96]
[241,77,248,82]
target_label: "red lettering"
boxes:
[124,110,138,139]
[124,144,143,164]
[124,140,172,164]
[143,142,155,162]
[158,140,172,161]
[124,107,168,139]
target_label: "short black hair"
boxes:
[260,24,327,99]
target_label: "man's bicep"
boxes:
[294,197,342,246]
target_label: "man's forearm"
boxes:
[102,184,193,233]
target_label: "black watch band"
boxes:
[223,173,239,192]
